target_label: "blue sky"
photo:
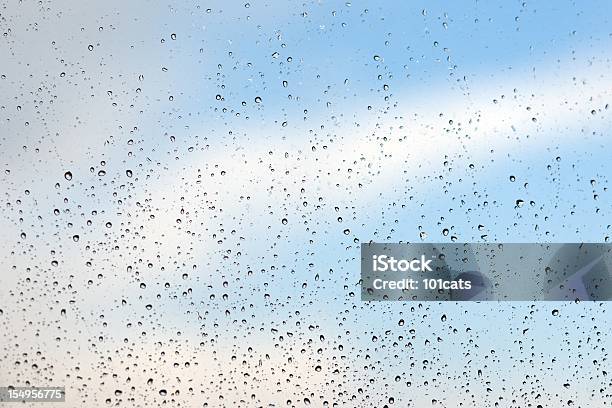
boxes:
[1,0,611,406]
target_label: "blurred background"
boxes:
[1,0,610,406]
